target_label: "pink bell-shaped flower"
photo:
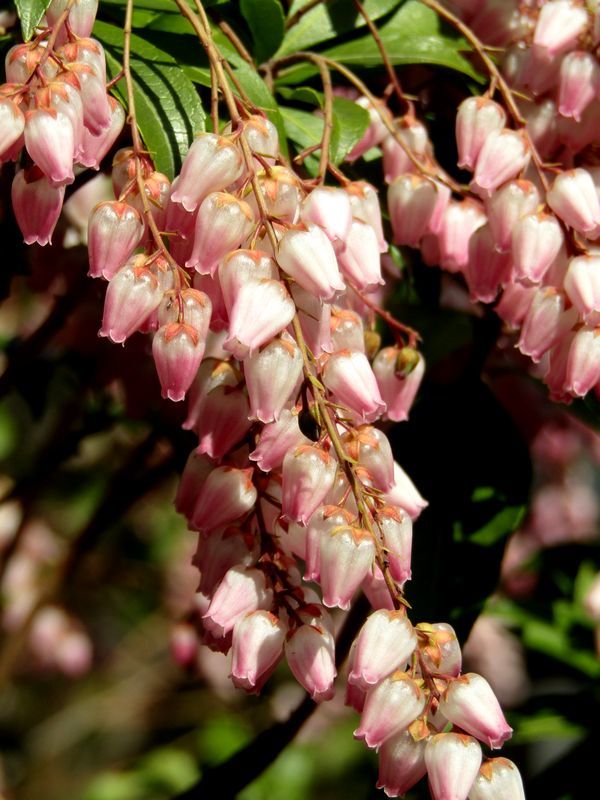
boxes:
[543,324,577,402]
[319,523,375,610]
[547,169,600,234]
[191,466,257,532]
[304,505,355,582]
[533,0,590,61]
[354,671,425,748]
[285,616,336,702]
[377,730,428,798]
[224,278,296,359]
[373,346,425,423]
[517,287,566,362]
[425,733,482,800]
[564,255,600,321]
[249,408,310,472]
[377,505,413,585]
[388,175,449,247]
[342,426,394,491]
[495,282,536,330]
[184,358,239,432]
[322,350,386,423]
[347,181,388,253]
[565,326,600,397]
[0,98,25,158]
[330,308,366,353]
[87,201,144,279]
[382,116,431,181]
[152,317,210,403]
[349,610,417,690]
[245,166,301,224]
[48,0,98,38]
[281,445,338,525]
[292,284,333,355]
[471,129,529,197]
[218,249,278,313]
[558,51,600,121]
[25,107,75,185]
[469,758,525,800]
[174,451,213,518]
[99,255,167,343]
[485,179,540,252]
[277,223,345,301]
[195,527,256,596]
[186,192,254,275]
[384,462,428,520]
[438,673,513,749]
[78,97,125,169]
[244,334,303,423]
[195,385,252,459]
[335,220,384,291]
[300,186,353,242]
[231,610,287,693]
[465,225,513,304]
[455,96,506,171]
[171,133,244,212]
[203,566,272,638]
[11,168,65,246]
[511,212,563,285]
[437,199,486,274]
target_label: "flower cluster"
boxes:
[0,0,123,246]
[347,0,600,403]
[0,0,545,793]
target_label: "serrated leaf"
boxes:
[241,0,285,63]
[15,0,52,41]
[279,0,401,56]
[278,0,480,84]
[93,20,205,179]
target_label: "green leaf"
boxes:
[139,17,288,158]
[330,96,370,163]
[15,0,52,41]
[512,712,585,744]
[241,0,285,63]
[278,0,480,84]
[93,20,205,179]
[279,0,402,56]
[280,97,368,166]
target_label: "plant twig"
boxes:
[349,283,421,348]
[123,0,185,279]
[284,0,327,30]
[353,0,410,113]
